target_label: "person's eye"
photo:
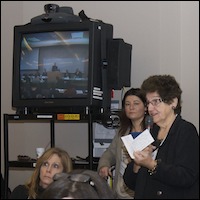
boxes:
[153,98,162,106]
[42,162,49,167]
[152,99,158,105]
[53,163,60,169]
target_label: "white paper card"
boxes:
[121,129,154,159]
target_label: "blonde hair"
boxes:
[25,147,72,199]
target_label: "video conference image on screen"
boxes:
[20,31,89,99]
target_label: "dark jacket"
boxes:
[123,115,199,199]
[9,184,45,199]
[9,185,28,199]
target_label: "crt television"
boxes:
[12,21,113,114]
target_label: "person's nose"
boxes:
[46,165,52,172]
[129,103,135,109]
[148,104,154,112]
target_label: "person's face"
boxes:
[146,92,175,127]
[39,154,64,189]
[124,95,146,121]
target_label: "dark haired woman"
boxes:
[97,88,148,199]
[41,169,115,199]
[123,75,199,199]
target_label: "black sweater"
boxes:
[123,115,199,199]
[10,184,45,199]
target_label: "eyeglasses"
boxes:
[69,174,95,187]
[53,172,96,188]
[146,98,163,107]
[69,174,90,182]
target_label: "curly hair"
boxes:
[141,74,182,114]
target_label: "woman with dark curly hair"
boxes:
[123,75,199,199]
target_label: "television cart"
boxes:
[3,109,100,199]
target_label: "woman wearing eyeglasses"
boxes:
[10,147,73,199]
[123,74,199,199]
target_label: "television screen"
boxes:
[12,21,114,114]
[20,31,89,99]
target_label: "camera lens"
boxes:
[44,4,59,13]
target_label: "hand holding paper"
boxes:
[121,129,154,159]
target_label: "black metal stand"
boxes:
[3,112,95,199]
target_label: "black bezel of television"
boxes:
[12,21,113,114]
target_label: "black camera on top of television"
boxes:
[44,4,59,13]
[31,4,81,24]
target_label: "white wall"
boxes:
[1,1,199,191]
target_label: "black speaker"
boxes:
[107,39,132,90]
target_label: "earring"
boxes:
[172,106,175,110]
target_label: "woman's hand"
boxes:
[99,166,112,179]
[133,145,156,169]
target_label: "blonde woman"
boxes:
[10,147,72,199]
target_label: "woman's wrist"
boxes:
[148,159,161,175]
[133,163,141,173]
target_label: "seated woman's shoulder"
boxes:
[10,185,28,199]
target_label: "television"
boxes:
[12,20,114,114]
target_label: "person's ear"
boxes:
[172,97,178,109]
